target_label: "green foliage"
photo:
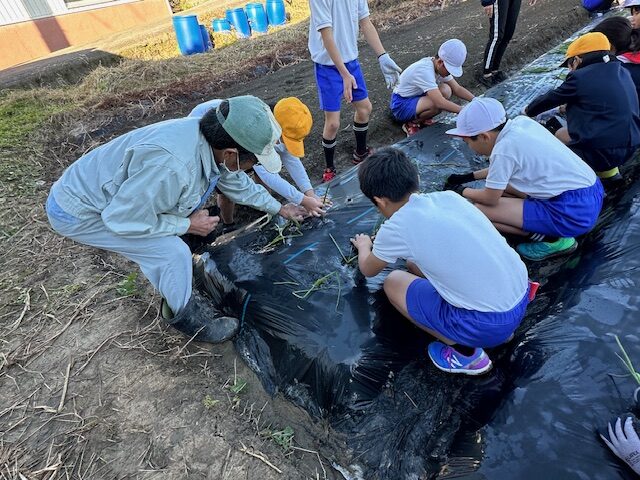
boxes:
[523,66,554,74]
[0,95,67,150]
[261,426,295,451]
[229,377,247,394]
[203,395,219,409]
[116,272,139,297]
[614,335,640,385]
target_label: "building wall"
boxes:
[0,0,171,70]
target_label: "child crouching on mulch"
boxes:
[350,148,532,375]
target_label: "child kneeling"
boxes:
[445,98,604,261]
[350,148,531,375]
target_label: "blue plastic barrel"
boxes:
[225,9,234,27]
[229,7,251,38]
[245,3,268,34]
[173,15,206,55]
[213,19,232,33]
[266,0,286,26]
[199,24,212,51]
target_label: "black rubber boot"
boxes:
[166,290,240,343]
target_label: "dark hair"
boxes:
[358,148,419,203]
[199,100,249,152]
[468,121,507,141]
[592,17,633,53]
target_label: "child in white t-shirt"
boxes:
[350,147,530,375]
[391,39,475,136]
[309,0,401,182]
[445,98,604,261]
[189,97,327,230]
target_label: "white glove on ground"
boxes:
[601,417,640,474]
[378,53,402,89]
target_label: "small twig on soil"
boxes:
[175,326,206,358]
[239,442,282,474]
[9,288,31,332]
[57,361,73,413]
[291,446,327,479]
[74,330,131,377]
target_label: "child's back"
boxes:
[528,60,640,150]
[373,191,528,313]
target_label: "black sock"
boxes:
[353,122,368,155]
[454,344,475,356]
[322,136,337,170]
[528,232,559,243]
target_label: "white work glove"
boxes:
[601,417,640,474]
[378,53,402,89]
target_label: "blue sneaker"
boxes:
[427,342,492,375]
[517,237,577,261]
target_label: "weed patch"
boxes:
[115,272,139,297]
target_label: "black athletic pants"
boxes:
[483,0,522,74]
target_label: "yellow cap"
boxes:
[561,32,611,67]
[273,97,312,158]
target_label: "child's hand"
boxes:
[342,74,358,103]
[483,4,494,16]
[350,233,373,251]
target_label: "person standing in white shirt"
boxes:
[445,97,604,261]
[391,39,475,136]
[350,147,531,375]
[308,0,401,182]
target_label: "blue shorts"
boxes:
[390,92,422,122]
[523,180,604,238]
[406,278,530,348]
[314,60,368,112]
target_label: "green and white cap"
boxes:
[216,95,282,173]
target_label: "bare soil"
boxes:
[0,1,587,478]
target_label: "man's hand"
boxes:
[601,417,640,474]
[484,4,494,16]
[300,195,327,217]
[350,233,373,252]
[187,209,220,236]
[378,53,402,89]
[305,190,333,207]
[279,203,306,221]
[342,73,358,103]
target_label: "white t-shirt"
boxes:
[393,57,453,98]
[188,100,313,205]
[486,116,597,199]
[373,192,528,312]
[308,0,370,66]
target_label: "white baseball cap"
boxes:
[445,97,507,137]
[625,0,640,7]
[438,39,467,77]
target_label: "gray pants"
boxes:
[46,194,192,313]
